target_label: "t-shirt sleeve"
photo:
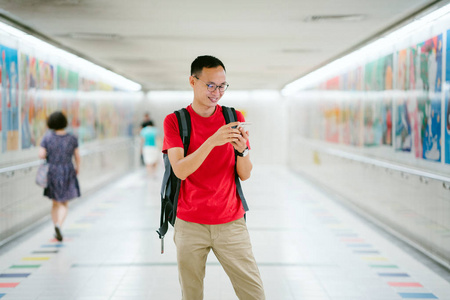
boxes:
[236,110,251,149]
[162,113,184,153]
[236,110,245,123]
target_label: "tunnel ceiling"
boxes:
[0,0,440,91]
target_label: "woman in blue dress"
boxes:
[39,111,81,241]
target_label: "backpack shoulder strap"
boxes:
[160,108,190,197]
[174,108,191,156]
[222,105,236,124]
[221,106,249,212]
[157,108,191,244]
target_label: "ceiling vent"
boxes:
[62,33,122,40]
[305,14,366,22]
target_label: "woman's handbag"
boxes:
[35,161,49,188]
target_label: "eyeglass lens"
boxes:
[196,76,228,92]
[207,83,228,92]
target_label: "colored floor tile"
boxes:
[0,283,19,288]
[21,257,49,261]
[0,273,30,278]
[49,238,73,242]
[378,273,410,277]
[353,250,380,254]
[370,264,399,268]
[41,244,65,248]
[398,293,438,299]
[389,282,423,287]
[9,265,40,269]
[32,250,59,254]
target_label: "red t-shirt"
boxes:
[162,104,247,225]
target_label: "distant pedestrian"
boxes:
[38,111,80,242]
[140,112,153,166]
[140,120,159,176]
[141,112,151,128]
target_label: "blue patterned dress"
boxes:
[40,131,81,202]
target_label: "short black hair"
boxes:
[47,111,68,130]
[142,120,154,127]
[191,55,226,77]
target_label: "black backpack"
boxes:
[157,106,249,253]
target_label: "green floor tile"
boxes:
[10,265,41,269]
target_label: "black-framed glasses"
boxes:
[194,76,229,93]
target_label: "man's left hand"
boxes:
[231,126,248,153]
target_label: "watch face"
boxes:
[237,147,249,157]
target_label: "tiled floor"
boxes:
[0,165,449,299]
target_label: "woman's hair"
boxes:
[47,111,68,130]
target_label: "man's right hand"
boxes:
[207,122,241,147]
[169,122,242,180]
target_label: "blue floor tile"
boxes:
[398,293,438,299]
[0,273,30,278]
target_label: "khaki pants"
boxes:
[174,217,265,300]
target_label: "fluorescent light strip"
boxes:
[282,3,450,96]
[0,22,141,92]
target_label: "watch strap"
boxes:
[236,147,249,157]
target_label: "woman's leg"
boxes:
[60,201,69,226]
[51,200,69,241]
[51,200,69,227]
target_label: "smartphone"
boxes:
[238,122,252,130]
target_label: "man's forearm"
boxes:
[236,155,252,181]
[169,139,215,180]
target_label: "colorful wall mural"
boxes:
[1,46,19,152]
[297,29,450,165]
[0,44,139,155]
[294,24,450,164]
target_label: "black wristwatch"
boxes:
[236,147,249,157]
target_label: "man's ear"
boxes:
[189,75,195,88]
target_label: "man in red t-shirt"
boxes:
[163,55,265,300]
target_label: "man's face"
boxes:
[191,66,227,109]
